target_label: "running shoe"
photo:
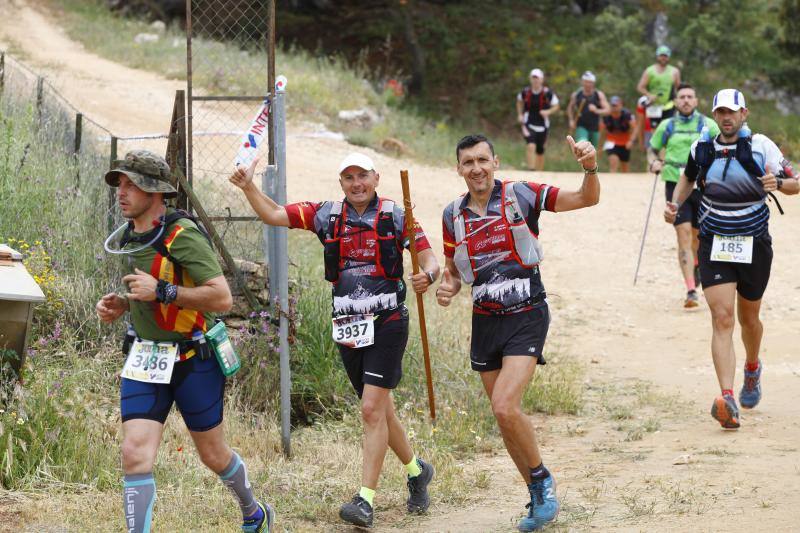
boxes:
[517,475,559,532]
[711,394,740,429]
[407,458,435,513]
[242,502,274,533]
[684,290,699,308]
[739,362,762,409]
[339,495,373,528]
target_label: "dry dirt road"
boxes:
[2,2,799,531]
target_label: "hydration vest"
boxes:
[323,199,403,283]
[660,112,706,146]
[694,126,784,215]
[119,209,212,280]
[450,181,544,284]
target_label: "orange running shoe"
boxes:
[710,394,740,429]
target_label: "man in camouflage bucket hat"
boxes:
[104,149,178,197]
[97,149,275,532]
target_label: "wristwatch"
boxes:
[156,280,178,304]
[425,271,437,284]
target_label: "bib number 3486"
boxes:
[332,314,375,348]
[711,235,753,264]
[121,340,177,384]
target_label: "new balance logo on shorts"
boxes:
[714,274,722,280]
[528,346,537,353]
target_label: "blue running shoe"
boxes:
[242,501,274,533]
[740,362,762,409]
[517,475,559,532]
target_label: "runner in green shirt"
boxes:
[648,84,720,308]
[637,45,681,127]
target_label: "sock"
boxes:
[685,278,696,292]
[722,389,734,398]
[745,360,760,372]
[123,473,156,533]
[219,452,259,518]
[529,463,550,481]
[405,456,422,478]
[359,486,375,507]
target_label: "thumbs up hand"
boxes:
[229,156,260,191]
[436,268,460,307]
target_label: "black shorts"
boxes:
[338,306,409,397]
[605,144,631,162]
[665,181,701,228]
[523,127,548,154]
[698,235,773,301]
[470,304,550,372]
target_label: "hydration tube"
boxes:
[103,220,166,255]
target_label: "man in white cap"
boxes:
[567,71,610,148]
[230,152,439,528]
[516,68,560,171]
[665,89,798,429]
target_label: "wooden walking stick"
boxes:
[400,170,436,423]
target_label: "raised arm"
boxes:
[554,136,600,212]
[229,157,291,227]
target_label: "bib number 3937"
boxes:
[332,314,375,348]
[121,340,177,384]
[711,235,753,264]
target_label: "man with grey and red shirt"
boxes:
[230,152,438,528]
[436,134,599,532]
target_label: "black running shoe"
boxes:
[339,495,373,528]
[407,458,434,513]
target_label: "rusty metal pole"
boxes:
[185,0,194,195]
[267,0,275,166]
[74,113,82,188]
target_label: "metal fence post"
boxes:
[273,80,290,457]
[108,136,118,232]
[74,113,82,188]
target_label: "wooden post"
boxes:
[400,170,436,422]
[166,90,188,210]
[108,136,118,233]
[0,52,5,101]
[35,77,44,126]
[74,113,82,188]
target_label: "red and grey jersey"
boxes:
[286,194,431,316]
[443,179,559,315]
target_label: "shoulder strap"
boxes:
[326,200,344,239]
[661,117,676,146]
[450,198,466,243]
[376,198,396,238]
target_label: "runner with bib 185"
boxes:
[664,89,798,429]
[230,152,439,529]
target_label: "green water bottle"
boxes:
[205,321,241,377]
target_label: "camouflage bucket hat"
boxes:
[104,149,178,197]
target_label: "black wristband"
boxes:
[156,280,178,305]
[777,177,784,190]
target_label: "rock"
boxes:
[672,454,692,465]
[133,33,160,45]
[338,108,380,127]
[381,137,408,155]
[150,20,166,33]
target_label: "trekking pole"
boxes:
[633,171,660,286]
[400,170,436,423]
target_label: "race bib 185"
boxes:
[711,235,753,264]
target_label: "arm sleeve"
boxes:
[165,224,224,285]
[684,142,699,182]
[520,181,559,214]
[442,204,456,258]
[284,201,322,231]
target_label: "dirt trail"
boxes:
[3,2,800,531]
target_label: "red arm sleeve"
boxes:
[284,202,321,231]
[526,182,560,212]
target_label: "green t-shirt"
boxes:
[124,209,223,341]
[650,113,720,183]
[646,64,677,108]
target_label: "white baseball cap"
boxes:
[581,71,596,82]
[529,68,544,79]
[712,89,746,112]
[338,152,375,174]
